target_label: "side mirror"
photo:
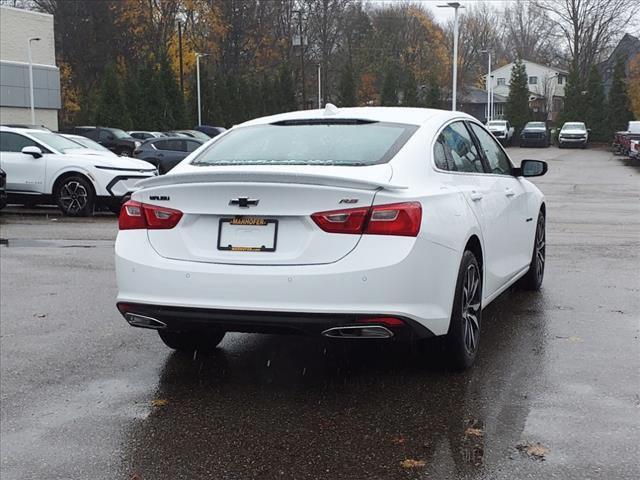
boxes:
[21,146,43,158]
[514,159,547,177]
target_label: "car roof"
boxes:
[240,106,468,128]
[0,125,50,134]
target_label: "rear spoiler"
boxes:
[135,171,407,191]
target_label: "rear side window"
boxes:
[0,132,38,152]
[191,121,418,166]
[434,122,484,173]
[155,140,184,151]
[468,123,513,175]
[185,140,201,152]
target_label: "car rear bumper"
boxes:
[559,138,587,145]
[115,230,460,337]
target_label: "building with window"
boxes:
[598,34,640,96]
[0,6,61,129]
[489,60,567,122]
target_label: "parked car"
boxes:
[133,137,204,174]
[60,134,119,157]
[116,106,548,370]
[519,122,550,147]
[629,139,640,160]
[162,131,190,138]
[61,126,140,156]
[612,121,640,156]
[128,131,166,140]
[169,129,211,141]
[486,120,515,145]
[0,126,157,216]
[558,122,589,148]
[194,125,226,138]
[0,167,6,210]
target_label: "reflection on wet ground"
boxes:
[123,289,548,480]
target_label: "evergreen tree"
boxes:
[380,66,398,106]
[505,58,531,133]
[424,77,441,109]
[337,64,357,107]
[562,64,586,123]
[277,65,297,112]
[584,65,606,142]
[159,57,186,129]
[95,63,131,129]
[607,56,634,134]
[402,69,418,106]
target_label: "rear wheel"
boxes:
[158,330,226,352]
[446,250,482,370]
[520,211,545,290]
[55,175,95,216]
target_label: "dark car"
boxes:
[194,125,226,138]
[61,126,140,156]
[133,137,204,174]
[0,168,6,210]
[519,122,550,147]
[170,129,211,141]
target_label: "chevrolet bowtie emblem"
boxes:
[229,197,259,208]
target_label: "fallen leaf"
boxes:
[33,313,47,318]
[400,459,426,469]
[151,399,168,407]
[517,442,549,460]
[391,434,405,444]
[465,427,484,437]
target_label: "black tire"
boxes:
[520,211,545,290]
[119,149,132,157]
[446,250,482,370]
[158,330,226,352]
[54,175,95,217]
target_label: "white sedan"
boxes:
[115,106,547,369]
[0,126,157,215]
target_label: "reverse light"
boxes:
[311,202,421,237]
[118,200,182,230]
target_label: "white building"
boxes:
[490,60,568,121]
[0,6,61,129]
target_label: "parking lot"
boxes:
[1,146,638,479]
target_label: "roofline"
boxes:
[0,5,53,18]
[493,59,568,75]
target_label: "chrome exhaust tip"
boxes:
[125,313,167,330]
[321,325,394,339]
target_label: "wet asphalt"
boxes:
[0,147,639,480]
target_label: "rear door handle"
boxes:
[505,188,515,197]
[470,191,483,201]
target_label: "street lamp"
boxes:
[438,2,463,111]
[195,52,209,126]
[317,63,322,108]
[27,36,41,125]
[480,49,492,121]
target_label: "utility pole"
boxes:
[195,53,209,126]
[481,50,491,121]
[317,63,322,108]
[294,9,306,109]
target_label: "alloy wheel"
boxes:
[461,263,481,354]
[59,181,88,214]
[535,215,546,283]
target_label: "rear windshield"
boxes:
[488,121,506,126]
[525,122,546,128]
[191,120,418,166]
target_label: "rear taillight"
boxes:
[118,200,183,230]
[311,202,421,237]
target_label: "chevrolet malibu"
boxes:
[115,107,548,370]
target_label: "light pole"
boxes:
[293,10,306,109]
[195,52,209,126]
[317,63,322,108]
[438,2,463,111]
[27,36,41,125]
[480,49,491,121]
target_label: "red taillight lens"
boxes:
[118,200,183,230]
[311,202,421,237]
[311,207,369,234]
[356,316,406,327]
[366,202,422,237]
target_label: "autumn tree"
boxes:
[505,59,531,133]
[95,64,131,129]
[380,66,398,106]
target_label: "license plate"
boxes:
[217,217,278,252]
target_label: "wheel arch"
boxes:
[52,171,96,198]
[463,234,484,274]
